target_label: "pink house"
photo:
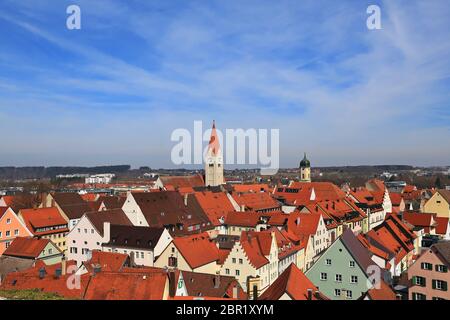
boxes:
[408,241,450,300]
[0,207,33,255]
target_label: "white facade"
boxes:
[102,228,172,267]
[67,216,109,266]
[85,174,115,184]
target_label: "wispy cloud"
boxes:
[0,0,449,167]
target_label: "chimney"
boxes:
[61,258,67,276]
[307,288,313,300]
[295,217,300,226]
[93,265,102,276]
[332,202,335,210]
[184,193,188,206]
[232,286,238,299]
[168,270,176,297]
[240,205,245,211]
[38,267,46,279]
[314,290,321,299]
[214,273,221,288]
[103,221,111,243]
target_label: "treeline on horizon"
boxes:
[0,165,131,180]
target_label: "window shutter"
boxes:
[432,280,436,289]
[443,281,448,292]
[411,276,416,286]
[423,277,426,287]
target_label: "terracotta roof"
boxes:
[365,280,397,300]
[83,272,168,300]
[83,250,129,273]
[274,182,346,205]
[225,211,289,228]
[259,264,325,300]
[173,232,219,269]
[0,261,89,299]
[85,209,132,236]
[194,191,235,225]
[3,237,55,259]
[231,192,280,211]
[19,207,67,235]
[0,193,35,212]
[180,271,246,299]
[239,231,272,269]
[132,191,211,233]
[287,212,321,237]
[233,184,270,193]
[389,193,403,206]
[0,206,8,219]
[159,175,205,189]
[402,212,436,228]
[435,217,449,235]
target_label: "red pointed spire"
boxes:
[208,120,220,156]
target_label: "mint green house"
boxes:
[305,229,376,300]
[3,237,63,266]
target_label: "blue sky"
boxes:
[0,0,449,168]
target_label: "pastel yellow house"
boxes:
[154,232,220,275]
[220,231,279,297]
[424,190,450,218]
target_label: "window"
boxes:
[91,229,94,234]
[320,273,327,281]
[6,218,11,224]
[412,292,426,300]
[350,275,358,284]
[325,259,331,266]
[349,261,355,268]
[239,259,243,264]
[168,256,177,267]
[0,231,2,238]
[346,290,352,299]
[432,280,448,291]
[235,270,240,276]
[414,276,426,287]
[232,258,236,264]
[84,229,88,234]
[140,252,144,259]
[5,241,10,248]
[421,262,433,270]
[335,274,342,282]
[436,265,448,273]
[48,248,53,254]
[225,268,230,275]
[77,228,81,233]
[334,289,341,297]
[5,231,10,237]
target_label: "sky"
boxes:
[0,0,449,169]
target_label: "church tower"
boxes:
[205,121,224,186]
[299,152,311,182]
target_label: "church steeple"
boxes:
[205,120,224,186]
[299,152,311,182]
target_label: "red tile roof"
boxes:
[365,280,397,300]
[83,272,168,300]
[83,250,129,273]
[233,184,270,193]
[159,175,205,189]
[274,182,346,205]
[173,232,219,269]
[232,192,280,211]
[194,191,236,225]
[19,207,68,235]
[239,231,273,269]
[3,237,55,259]
[259,264,326,300]
[435,217,449,235]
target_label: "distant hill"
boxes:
[0,165,131,180]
